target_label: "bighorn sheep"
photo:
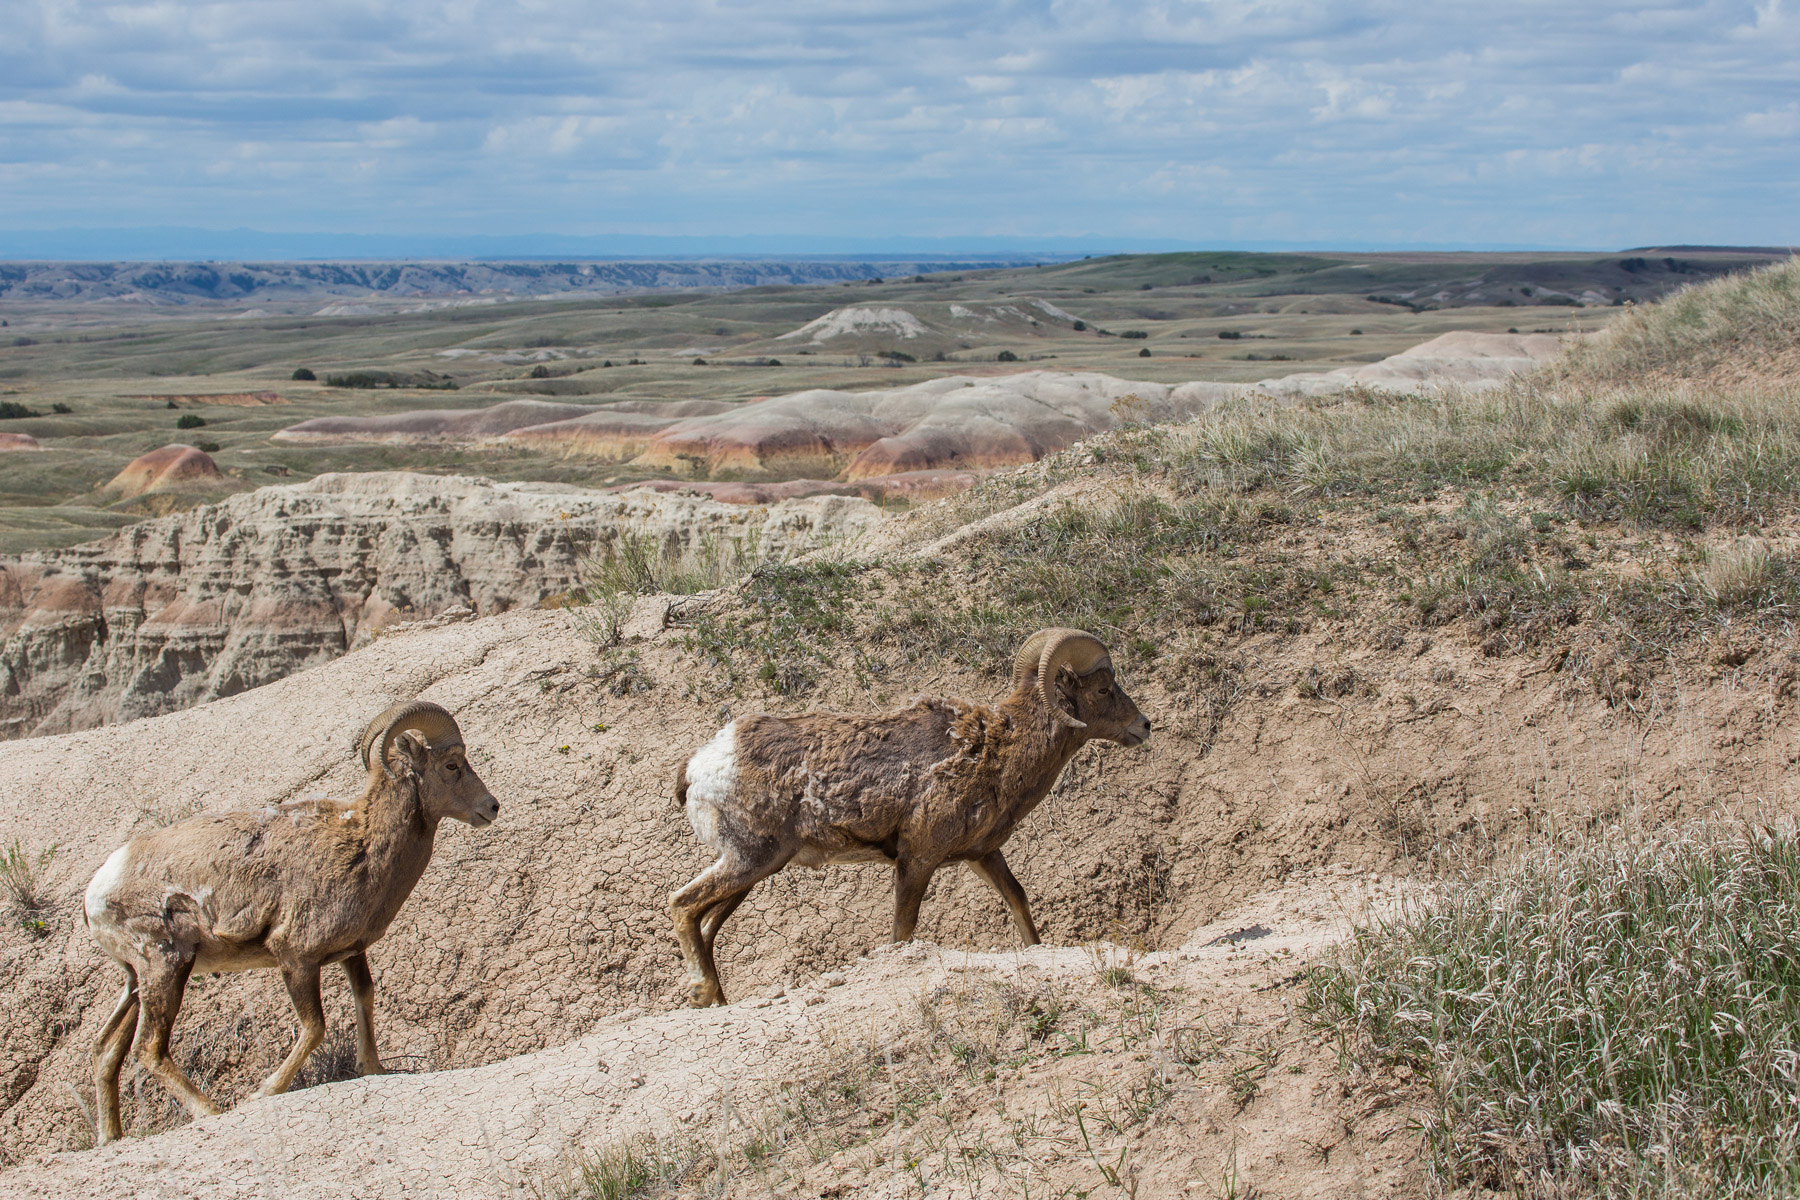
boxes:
[81,701,499,1144]
[670,627,1150,1006]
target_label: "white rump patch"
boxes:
[683,722,738,851]
[84,844,131,926]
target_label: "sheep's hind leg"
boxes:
[892,858,938,943]
[131,948,221,1120]
[670,854,788,1007]
[252,962,325,1098]
[342,953,385,1076]
[966,850,1041,946]
[93,975,140,1144]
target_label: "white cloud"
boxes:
[0,0,1793,246]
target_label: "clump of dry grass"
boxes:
[1305,821,1800,1198]
[2,839,55,938]
[1560,257,1800,384]
[577,529,761,647]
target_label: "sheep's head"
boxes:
[1012,628,1151,748]
[359,701,501,828]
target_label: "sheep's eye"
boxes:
[1098,686,1113,698]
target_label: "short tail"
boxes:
[673,761,689,809]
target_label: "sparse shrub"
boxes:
[2,839,55,937]
[529,364,551,379]
[1307,821,1800,1197]
[601,360,613,368]
[692,357,706,366]
[0,401,42,419]
[877,350,915,363]
[1349,328,1363,335]
[51,402,72,413]
[1217,330,1242,340]
[290,367,315,381]
[996,349,1018,362]
[1137,348,1151,357]
[323,370,456,390]
[1120,330,1148,339]
[1072,319,1087,331]
[195,440,221,453]
[578,530,759,648]
[176,414,205,429]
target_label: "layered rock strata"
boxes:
[0,472,880,736]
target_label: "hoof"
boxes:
[687,983,726,1008]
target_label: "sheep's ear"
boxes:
[392,730,431,775]
[1055,664,1083,706]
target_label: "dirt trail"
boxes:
[0,872,1417,1200]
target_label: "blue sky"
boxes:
[2,1,1797,254]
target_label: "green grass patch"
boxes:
[1305,822,1800,1197]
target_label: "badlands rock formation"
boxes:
[273,334,1560,491]
[0,472,880,736]
[99,443,224,500]
[274,398,733,446]
[1252,330,1566,398]
[624,372,1232,479]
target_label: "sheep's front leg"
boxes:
[967,850,1041,946]
[892,859,937,943]
[342,953,386,1076]
[253,962,325,1098]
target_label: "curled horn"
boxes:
[1013,628,1111,729]
[358,700,464,778]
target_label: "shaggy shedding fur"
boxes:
[670,629,1150,1006]
[81,701,499,1144]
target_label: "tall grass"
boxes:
[577,529,760,646]
[1562,257,1800,382]
[1305,823,1800,1198]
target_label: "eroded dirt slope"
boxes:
[0,875,1420,1200]
[0,531,1793,1178]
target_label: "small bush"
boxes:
[1120,330,1148,339]
[1349,328,1363,336]
[529,364,551,379]
[2,840,55,937]
[290,367,316,381]
[996,349,1018,362]
[877,349,915,363]
[0,401,42,419]
[1138,347,1151,357]
[51,402,72,413]
[1072,319,1087,331]
[324,371,457,390]
[1217,330,1242,340]
[176,414,205,429]
[692,357,706,366]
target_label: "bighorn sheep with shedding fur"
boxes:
[82,700,499,1144]
[670,627,1150,1006]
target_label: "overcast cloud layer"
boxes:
[2,1,1797,253]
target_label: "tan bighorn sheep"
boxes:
[669,627,1150,1006]
[81,701,499,1144]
